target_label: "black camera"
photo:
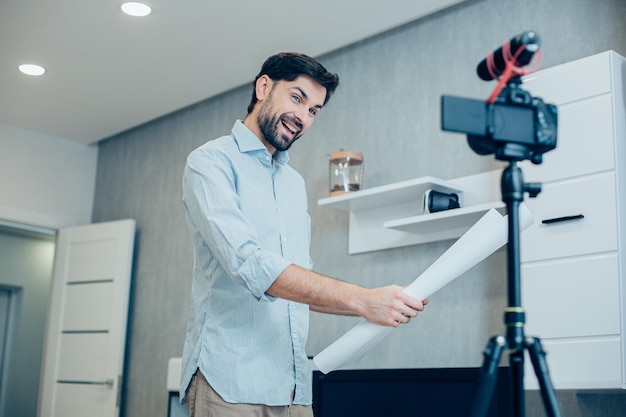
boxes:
[441,31,557,165]
[441,82,557,164]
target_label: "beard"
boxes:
[257,101,303,152]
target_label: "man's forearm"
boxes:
[266,264,426,327]
[266,264,366,317]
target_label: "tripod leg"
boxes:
[509,348,525,417]
[525,337,562,417]
[468,335,507,417]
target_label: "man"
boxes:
[180,52,427,417]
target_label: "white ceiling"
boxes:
[0,0,466,145]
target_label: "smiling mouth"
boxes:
[280,116,302,137]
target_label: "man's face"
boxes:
[256,75,327,152]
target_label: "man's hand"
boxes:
[358,285,427,327]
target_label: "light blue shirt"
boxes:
[180,120,313,406]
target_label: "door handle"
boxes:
[57,378,115,388]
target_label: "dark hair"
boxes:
[246,52,340,114]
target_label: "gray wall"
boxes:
[93,0,626,416]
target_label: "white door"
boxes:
[38,219,136,417]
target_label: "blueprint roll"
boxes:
[312,205,534,374]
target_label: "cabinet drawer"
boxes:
[521,172,617,262]
[524,337,623,390]
[522,94,615,182]
[522,253,620,338]
[523,51,611,106]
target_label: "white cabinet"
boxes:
[519,51,626,390]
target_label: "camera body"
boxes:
[441,80,557,164]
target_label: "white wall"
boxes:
[0,123,98,229]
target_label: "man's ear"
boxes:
[255,75,273,101]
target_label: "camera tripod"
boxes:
[468,161,562,417]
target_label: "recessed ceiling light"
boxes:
[121,2,152,17]
[18,64,46,76]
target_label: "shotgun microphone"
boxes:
[476,31,541,81]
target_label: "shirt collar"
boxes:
[232,120,290,165]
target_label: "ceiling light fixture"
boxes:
[18,64,46,76]
[121,2,152,17]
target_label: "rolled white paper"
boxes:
[312,204,534,374]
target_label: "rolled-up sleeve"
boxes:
[182,140,292,300]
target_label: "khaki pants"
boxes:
[187,370,314,417]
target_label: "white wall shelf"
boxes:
[318,177,462,212]
[385,201,505,234]
[318,170,503,254]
